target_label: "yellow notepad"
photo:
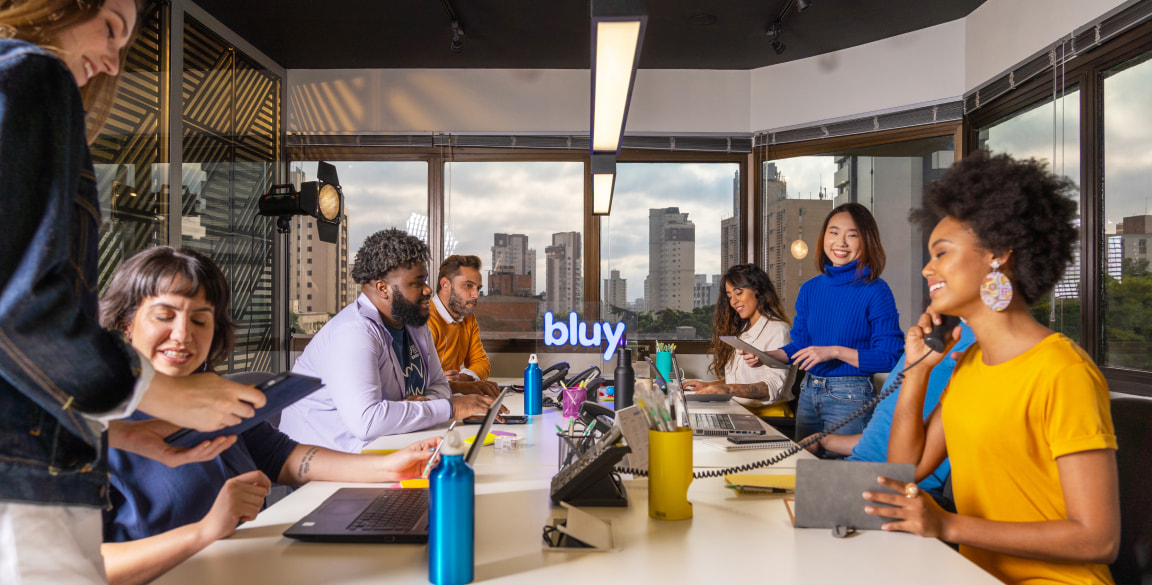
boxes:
[464,432,497,447]
[723,473,796,491]
[360,449,398,455]
[399,478,429,489]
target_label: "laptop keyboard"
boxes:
[346,489,426,532]
[693,413,734,430]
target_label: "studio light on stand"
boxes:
[258,161,344,366]
[589,0,646,217]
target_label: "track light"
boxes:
[765,22,780,38]
[795,0,811,12]
[771,38,786,55]
[450,19,464,53]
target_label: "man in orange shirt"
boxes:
[429,255,500,397]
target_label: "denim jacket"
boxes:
[0,40,140,507]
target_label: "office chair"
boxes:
[1110,397,1152,585]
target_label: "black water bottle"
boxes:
[614,348,635,411]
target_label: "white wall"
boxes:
[750,20,966,131]
[965,0,1129,91]
[287,68,748,135]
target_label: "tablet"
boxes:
[163,372,324,448]
[718,336,791,370]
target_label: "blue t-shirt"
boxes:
[847,324,976,495]
[385,322,427,398]
[104,418,297,542]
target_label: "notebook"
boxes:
[703,437,791,451]
[283,389,510,543]
[793,460,915,531]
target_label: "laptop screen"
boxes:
[465,387,510,465]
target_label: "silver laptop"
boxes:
[683,396,778,437]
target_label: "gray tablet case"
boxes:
[794,460,915,531]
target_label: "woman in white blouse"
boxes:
[683,264,795,418]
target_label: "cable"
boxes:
[615,351,934,479]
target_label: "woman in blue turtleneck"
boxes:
[763,203,903,446]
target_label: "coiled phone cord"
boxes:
[615,351,933,480]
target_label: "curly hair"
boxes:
[816,202,886,281]
[910,150,1078,306]
[351,228,430,285]
[100,246,234,370]
[708,264,790,380]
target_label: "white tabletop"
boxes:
[153,385,999,585]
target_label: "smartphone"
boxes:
[727,435,781,444]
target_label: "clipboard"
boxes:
[163,372,323,448]
[718,336,791,370]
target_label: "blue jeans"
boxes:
[794,374,876,443]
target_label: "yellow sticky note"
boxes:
[464,432,497,446]
[360,449,398,455]
[723,473,796,490]
[399,479,429,489]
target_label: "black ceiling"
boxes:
[192,0,987,70]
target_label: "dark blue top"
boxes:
[385,322,426,398]
[848,324,977,495]
[104,417,297,542]
[779,261,903,377]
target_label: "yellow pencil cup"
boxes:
[648,427,693,521]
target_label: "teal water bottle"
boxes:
[429,430,474,585]
[524,353,542,415]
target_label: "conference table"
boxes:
[154,384,999,585]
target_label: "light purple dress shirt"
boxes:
[279,293,452,453]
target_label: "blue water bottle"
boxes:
[524,353,542,415]
[429,429,474,585]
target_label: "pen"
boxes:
[421,420,457,479]
[725,485,792,493]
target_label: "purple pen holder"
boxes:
[561,386,588,418]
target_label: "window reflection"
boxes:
[1103,52,1152,371]
[978,88,1082,344]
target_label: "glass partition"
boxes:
[1102,52,1152,371]
[600,163,741,342]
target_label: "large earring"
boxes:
[980,260,1013,312]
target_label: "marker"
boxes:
[421,420,457,479]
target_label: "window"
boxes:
[1102,51,1152,371]
[978,88,1081,344]
[765,135,955,331]
[444,161,583,340]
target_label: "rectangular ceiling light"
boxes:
[591,0,646,154]
[592,154,616,215]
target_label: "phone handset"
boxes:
[923,315,962,353]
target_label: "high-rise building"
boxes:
[648,207,695,312]
[603,269,627,316]
[693,274,721,308]
[545,231,582,315]
[762,199,828,318]
[288,168,351,334]
[758,163,788,264]
[491,233,535,296]
[721,170,742,274]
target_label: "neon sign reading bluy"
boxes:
[543,312,626,361]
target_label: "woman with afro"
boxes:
[869,151,1119,585]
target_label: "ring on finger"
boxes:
[904,483,920,498]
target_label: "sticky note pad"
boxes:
[723,473,796,490]
[360,449,398,455]
[399,479,429,489]
[464,432,497,446]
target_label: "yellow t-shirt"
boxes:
[942,334,1117,585]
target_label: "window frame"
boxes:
[965,19,1152,396]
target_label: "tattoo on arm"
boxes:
[297,446,320,480]
[733,382,772,400]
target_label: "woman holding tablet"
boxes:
[683,264,794,417]
[869,152,1119,585]
[100,247,440,585]
[759,203,903,441]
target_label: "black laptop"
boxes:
[283,388,510,543]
